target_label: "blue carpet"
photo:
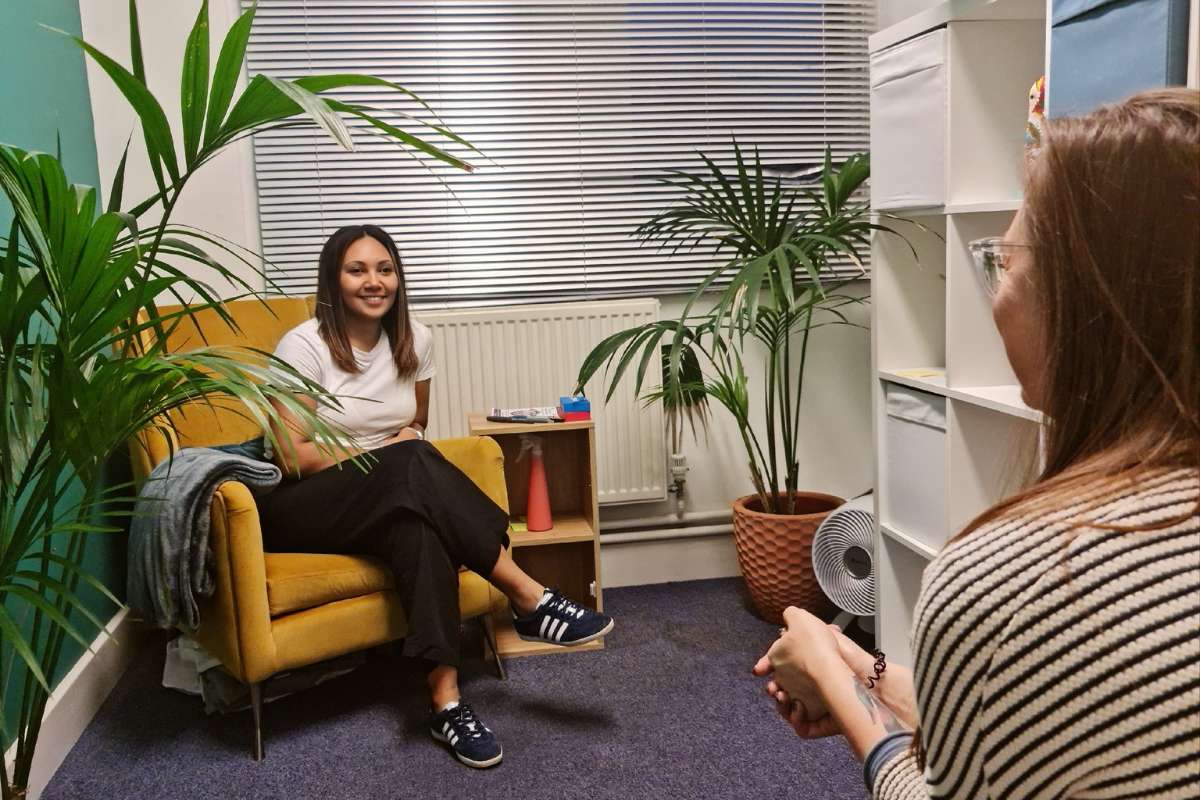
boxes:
[43,578,864,799]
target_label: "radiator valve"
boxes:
[667,453,689,495]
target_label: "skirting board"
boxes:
[601,530,742,587]
[5,608,146,800]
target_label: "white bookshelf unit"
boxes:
[869,0,1048,666]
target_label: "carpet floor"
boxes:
[43,578,864,800]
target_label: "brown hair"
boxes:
[314,224,419,378]
[912,87,1199,770]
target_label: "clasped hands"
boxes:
[752,606,869,739]
[386,426,424,445]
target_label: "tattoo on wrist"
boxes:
[854,678,906,733]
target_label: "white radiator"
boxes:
[418,299,666,505]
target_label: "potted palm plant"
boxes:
[0,2,472,797]
[578,144,896,623]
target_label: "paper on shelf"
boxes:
[893,367,945,379]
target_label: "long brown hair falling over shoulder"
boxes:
[910,89,1199,773]
[961,87,1200,539]
[314,224,420,379]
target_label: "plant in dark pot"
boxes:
[577,144,902,622]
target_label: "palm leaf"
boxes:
[204,0,255,146]
[72,38,179,184]
[180,0,211,165]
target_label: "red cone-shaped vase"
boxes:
[526,450,553,531]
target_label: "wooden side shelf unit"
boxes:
[468,414,603,657]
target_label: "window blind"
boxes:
[244,0,874,306]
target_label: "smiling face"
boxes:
[338,234,399,325]
[991,207,1046,410]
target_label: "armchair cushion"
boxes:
[264,553,393,617]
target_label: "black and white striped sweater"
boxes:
[875,468,1200,799]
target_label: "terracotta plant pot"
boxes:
[731,491,844,623]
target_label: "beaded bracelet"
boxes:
[866,649,887,690]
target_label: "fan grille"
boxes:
[812,506,876,616]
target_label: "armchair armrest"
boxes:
[432,436,510,515]
[192,480,278,684]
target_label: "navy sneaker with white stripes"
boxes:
[429,701,502,769]
[511,587,614,646]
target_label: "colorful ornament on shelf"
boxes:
[1025,75,1046,156]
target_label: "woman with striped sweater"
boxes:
[754,88,1200,798]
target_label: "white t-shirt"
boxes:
[270,317,435,451]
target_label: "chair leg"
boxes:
[249,681,265,761]
[479,616,507,681]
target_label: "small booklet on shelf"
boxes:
[487,406,562,423]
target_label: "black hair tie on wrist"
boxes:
[866,649,887,690]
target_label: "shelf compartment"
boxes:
[880,523,939,561]
[873,216,947,374]
[874,534,932,667]
[946,399,1042,534]
[945,20,1046,208]
[880,369,1041,422]
[493,538,604,657]
[491,614,604,658]
[509,513,597,547]
[489,426,596,529]
[881,382,949,552]
[946,211,1024,388]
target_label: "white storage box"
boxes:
[883,383,947,547]
[870,28,947,210]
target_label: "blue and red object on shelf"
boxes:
[557,395,591,421]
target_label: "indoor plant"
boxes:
[577,144,897,622]
[0,2,471,796]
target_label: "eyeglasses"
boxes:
[967,237,1030,297]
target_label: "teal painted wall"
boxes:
[0,0,127,729]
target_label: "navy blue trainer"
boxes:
[511,588,614,646]
[429,701,502,768]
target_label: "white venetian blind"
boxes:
[244,0,874,306]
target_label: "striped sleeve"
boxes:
[884,469,1199,800]
[874,749,928,800]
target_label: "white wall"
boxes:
[78,0,263,297]
[603,288,873,522]
[80,0,875,524]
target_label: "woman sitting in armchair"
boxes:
[260,224,614,769]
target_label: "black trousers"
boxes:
[256,440,511,667]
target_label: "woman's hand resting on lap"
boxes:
[386,427,424,445]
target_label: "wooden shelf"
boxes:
[880,523,940,561]
[509,513,597,547]
[870,0,1045,52]
[469,411,603,659]
[491,614,604,658]
[467,414,594,437]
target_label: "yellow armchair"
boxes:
[129,297,508,760]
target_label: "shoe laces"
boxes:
[449,703,489,740]
[547,590,586,620]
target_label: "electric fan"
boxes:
[811,493,876,630]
